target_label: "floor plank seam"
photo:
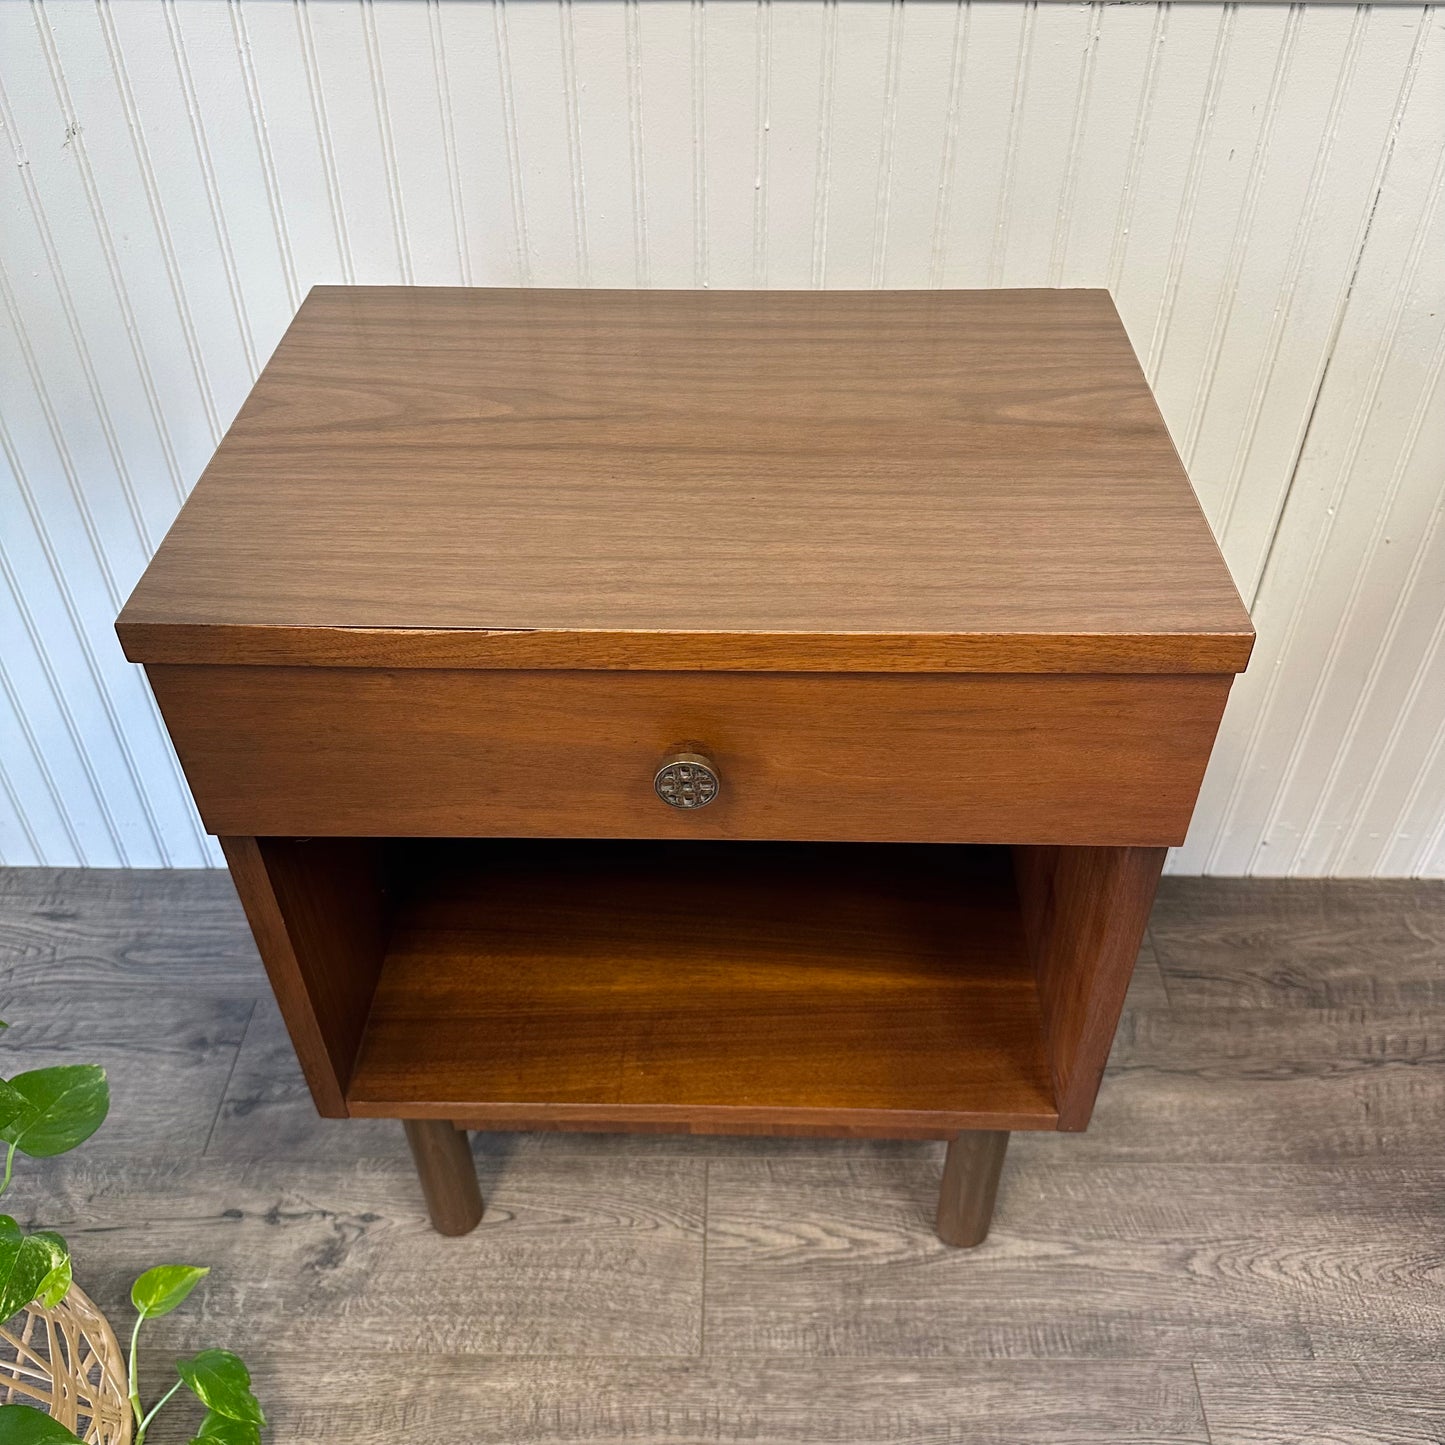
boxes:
[1147,923,1174,1009]
[1191,1362,1216,1444]
[699,1158,709,1359]
[202,995,258,1156]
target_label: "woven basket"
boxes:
[0,1285,132,1444]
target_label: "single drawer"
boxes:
[147,665,1231,846]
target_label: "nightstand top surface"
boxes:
[120,287,1251,674]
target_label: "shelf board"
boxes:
[347,841,1058,1134]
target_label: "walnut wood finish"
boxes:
[218,836,387,1118]
[935,1131,1011,1247]
[117,287,1252,677]
[346,842,1057,1133]
[1013,844,1168,1130]
[402,1120,484,1237]
[447,1118,959,1141]
[118,287,1253,1242]
[122,624,1250,676]
[148,667,1231,847]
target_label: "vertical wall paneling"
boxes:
[697,1,754,289]
[757,0,824,288]
[0,0,1440,874]
[1180,4,1445,876]
[570,1,633,286]
[1171,4,1445,875]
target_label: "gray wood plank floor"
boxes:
[0,868,1442,1444]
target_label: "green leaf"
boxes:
[0,1218,68,1322]
[0,1067,109,1159]
[191,1412,261,1445]
[131,1264,208,1320]
[34,1243,71,1310]
[176,1351,265,1427]
[0,1404,84,1443]
[0,1082,29,1138]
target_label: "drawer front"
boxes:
[148,666,1232,846]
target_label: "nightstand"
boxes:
[117,287,1252,1245]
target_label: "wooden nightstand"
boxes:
[117,287,1252,1245]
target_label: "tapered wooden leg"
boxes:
[935,1130,1009,1247]
[404,1119,484,1236]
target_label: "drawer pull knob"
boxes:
[654,752,720,810]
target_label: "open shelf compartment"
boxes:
[353,840,1055,1133]
[223,835,1164,1139]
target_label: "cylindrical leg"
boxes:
[403,1119,484,1236]
[935,1130,1009,1247]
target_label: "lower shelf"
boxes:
[345,840,1058,1133]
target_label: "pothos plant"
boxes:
[0,1022,265,1445]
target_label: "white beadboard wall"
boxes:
[0,0,1441,875]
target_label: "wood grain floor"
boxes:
[0,869,1441,1444]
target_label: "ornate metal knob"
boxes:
[653,752,720,810]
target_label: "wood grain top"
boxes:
[119,287,1252,673]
